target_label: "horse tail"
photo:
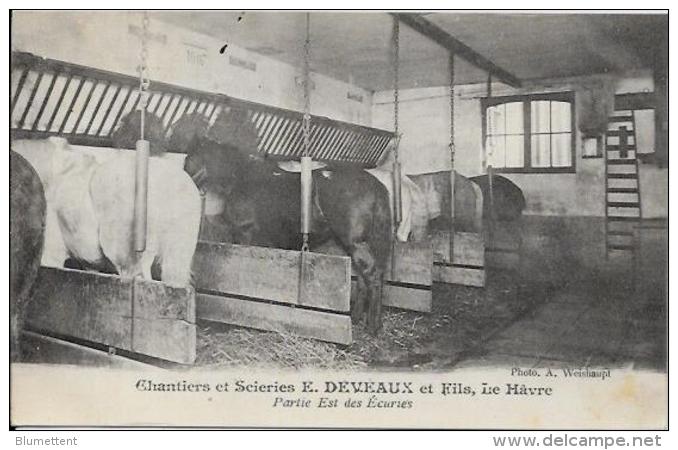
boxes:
[470,180,484,233]
[370,186,392,272]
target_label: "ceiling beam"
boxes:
[392,13,522,88]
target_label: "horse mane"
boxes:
[208,107,260,157]
[167,112,210,154]
[110,110,166,155]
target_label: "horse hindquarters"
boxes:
[91,156,201,286]
[154,172,202,286]
[365,187,391,334]
[317,171,390,334]
[470,175,525,222]
[9,151,46,361]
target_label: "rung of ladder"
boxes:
[607,230,634,236]
[607,159,637,165]
[607,216,640,222]
[607,244,635,251]
[607,202,640,208]
[608,116,634,123]
[606,129,636,136]
[608,173,638,179]
[607,144,637,151]
[607,187,638,193]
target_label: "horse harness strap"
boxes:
[190,166,208,195]
[312,181,327,229]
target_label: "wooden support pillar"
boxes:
[448,54,456,263]
[133,139,149,252]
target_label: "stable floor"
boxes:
[455,272,666,371]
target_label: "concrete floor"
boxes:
[456,275,666,370]
[456,220,667,371]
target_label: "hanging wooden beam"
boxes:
[391,13,522,88]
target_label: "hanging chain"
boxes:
[392,18,400,156]
[300,12,311,253]
[485,73,494,169]
[302,13,312,160]
[449,54,455,168]
[137,11,151,140]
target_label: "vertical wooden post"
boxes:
[488,165,496,221]
[391,17,401,280]
[134,139,149,252]
[134,12,150,254]
[300,156,313,235]
[198,190,206,239]
[298,13,313,304]
[448,54,456,263]
[393,158,403,227]
[485,74,495,244]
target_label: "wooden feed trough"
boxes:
[431,231,486,288]
[193,241,353,345]
[384,241,433,312]
[24,267,196,365]
[192,240,433,346]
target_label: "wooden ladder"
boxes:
[605,111,642,257]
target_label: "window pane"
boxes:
[531,100,550,133]
[505,135,524,168]
[583,137,600,157]
[487,135,505,168]
[487,104,505,135]
[505,102,524,134]
[552,133,572,167]
[551,101,572,132]
[531,134,551,167]
[634,109,655,154]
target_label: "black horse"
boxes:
[470,174,525,222]
[170,111,392,334]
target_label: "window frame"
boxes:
[481,91,577,174]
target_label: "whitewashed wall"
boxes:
[373,72,666,218]
[12,11,666,218]
[11,11,373,127]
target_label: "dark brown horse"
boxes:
[170,111,391,334]
[470,174,526,222]
[10,150,46,361]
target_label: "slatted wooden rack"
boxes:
[11,51,394,167]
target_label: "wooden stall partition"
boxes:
[25,267,133,350]
[132,279,196,364]
[383,240,433,312]
[431,230,486,287]
[192,241,353,345]
[24,266,197,365]
[315,239,433,314]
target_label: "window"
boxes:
[482,92,575,173]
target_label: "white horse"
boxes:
[12,137,201,286]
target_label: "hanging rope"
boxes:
[448,54,456,263]
[300,12,312,253]
[133,11,151,253]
